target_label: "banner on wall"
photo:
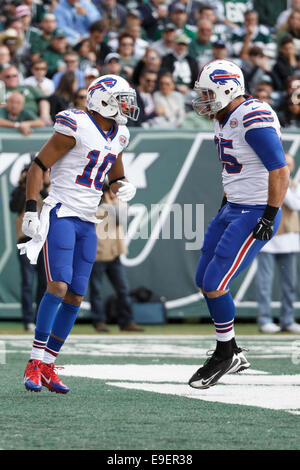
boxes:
[1,128,300,319]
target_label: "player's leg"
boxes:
[89,261,109,330]
[278,253,300,332]
[255,252,277,332]
[40,219,98,393]
[24,209,75,392]
[189,206,281,389]
[195,205,228,290]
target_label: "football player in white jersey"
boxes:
[188,60,290,389]
[21,75,140,393]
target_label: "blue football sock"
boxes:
[44,302,80,362]
[205,291,235,342]
[30,292,62,360]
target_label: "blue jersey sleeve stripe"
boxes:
[60,115,77,125]
[56,117,77,129]
[56,118,77,132]
[243,117,274,128]
[243,110,272,120]
[245,126,286,171]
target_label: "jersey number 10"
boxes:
[76,150,116,190]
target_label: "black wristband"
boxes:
[263,204,279,222]
[109,176,125,186]
[25,200,37,212]
[34,157,48,172]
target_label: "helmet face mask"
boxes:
[87,75,140,125]
[192,60,245,117]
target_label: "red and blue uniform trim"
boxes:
[243,110,274,128]
[55,114,77,132]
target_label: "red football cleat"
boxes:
[40,362,70,394]
[24,359,42,392]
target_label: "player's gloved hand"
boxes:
[22,200,40,238]
[252,205,279,241]
[116,180,136,202]
[252,217,274,241]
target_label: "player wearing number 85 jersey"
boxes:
[20,75,139,393]
[188,60,290,390]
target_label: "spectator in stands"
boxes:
[1,65,51,122]
[89,183,144,333]
[194,4,230,46]
[10,163,48,332]
[138,0,168,41]
[253,85,272,104]
[30,13,57,62]
[88,20,112,67]
[42,28,67,78]
[117,32,139,81]
[151,22,177,58]
[23,59,55,98]
[256,153,300,334]
[52,51,85,90]
[137,69,158,127]
[231,9,272,60]
[188,19,214,69]
[0,44,11,72]
[47,70,76,122]
[278,94,300,128]
[161,32,198,94]
[101,52,121,76]
[211,39,229,61]
[84,66,99,88]
[93,0,127,37]
[0,91,44,135]
[74,87,87,111]
[108,14,148,60]
[168,2,197,40]
[272,35,298,91]
[132,48,162,86]
[153,72,185,128]
[254,0,287,29]
[0,28,26,77]
[277,0,300,29]
[277,11,300,55]
[242,46,272,94]
[73,38,97,71]
[181,90,214,130]
[53,0,101,45]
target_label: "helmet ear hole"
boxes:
[102,100,108,107]
[225,89,230,95]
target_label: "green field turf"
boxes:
[1,329,300,451]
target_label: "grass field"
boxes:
[1,323,300,451]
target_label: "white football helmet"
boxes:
[192,60,245,117]
[87,74,140,125]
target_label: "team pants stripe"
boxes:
[43,240,53,282]
[217,233,255,290]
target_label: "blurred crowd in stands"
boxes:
[1,0,300,132]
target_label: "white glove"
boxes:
[116,180,136,202]
[22,211,40,238]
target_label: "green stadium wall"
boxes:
[1,128,300,320]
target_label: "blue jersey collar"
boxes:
[86,112,118,141]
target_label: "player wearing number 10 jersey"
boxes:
[21,75,140,393]
[188,60,290,390]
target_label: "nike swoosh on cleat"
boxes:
[201,371,220,387]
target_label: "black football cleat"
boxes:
[188,351,241,389]
[229,347,251,373]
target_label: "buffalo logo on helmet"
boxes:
[209,69,241,86]
[88,77,117,96]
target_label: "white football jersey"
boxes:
[214,97,281,205]
[48,109,130,222]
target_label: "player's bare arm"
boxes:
[26,132,76,202]
[267,165,290,208]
